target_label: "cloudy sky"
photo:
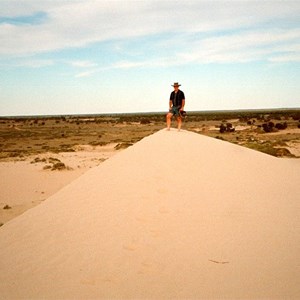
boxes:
[0,0,299,116]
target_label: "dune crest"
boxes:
[0,129,299,299]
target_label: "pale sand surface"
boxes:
[0,129,299,299]
[0,144,118,224]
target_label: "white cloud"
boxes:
[1,0,299,57]
[69,60,97,68]
[98,28,300,70]
[15,58,54,68]
[269,53,300,63]
[176,28,300,64]
[74,70,96,78]
[71,26,299,77]
[112,60,150,69]
[0,57,55,69]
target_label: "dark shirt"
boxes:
[170,90,185,108]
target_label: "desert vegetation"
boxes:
[186,109,300,157]
[0,109,299,159]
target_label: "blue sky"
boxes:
[0,0,299,116]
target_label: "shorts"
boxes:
[169,106,181,117]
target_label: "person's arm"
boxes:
[169,92,173,109]
[180,99,185,111]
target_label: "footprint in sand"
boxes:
[123,238,139,251]
[157,188,167,194]
[101,275,117,283]
[149,228,161,238]
[138,260,164,275]
[123,244,138,251]
[158,206,169,214]
[80,278,96,286]
[135,214,160,224]
[135,215,150,223]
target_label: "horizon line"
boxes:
[1,107,299,119]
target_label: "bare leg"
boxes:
[166,113,173,130]
[177,116,182,131]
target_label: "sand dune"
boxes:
[0,129,299,299]
[0,145,117,224]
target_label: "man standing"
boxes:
[166,82,185,131]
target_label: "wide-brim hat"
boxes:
[172,82,181,87]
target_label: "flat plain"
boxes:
[1,109,300,160]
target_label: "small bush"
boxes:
[114,142,133,150]
[140,118,151,124]
[275,122,287,130]
[51,162,66,170]
[89,141,107,146]
[31,157,47,164]
[219,123,235,133]
[244,142,294,157]
[215,136,225,141]
[48,157,61,163]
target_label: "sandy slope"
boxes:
[0,129,299,299]
[0,145,117,224]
